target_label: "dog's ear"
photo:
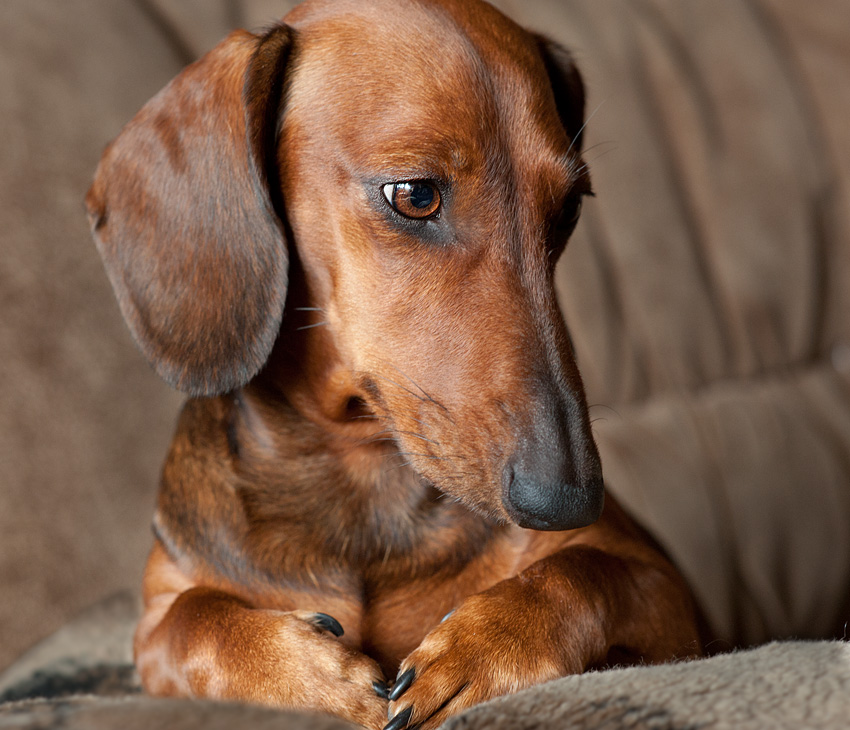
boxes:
[85,25,293,397]
[535,36,586,152]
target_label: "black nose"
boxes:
[499,377,604,530]
[505,465,604,531]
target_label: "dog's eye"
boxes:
[382,181,441,220]
[555,196,582,238]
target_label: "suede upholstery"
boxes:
[1,0,848,677]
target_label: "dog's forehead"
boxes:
[282,0,570,180]
[284,0,526,49]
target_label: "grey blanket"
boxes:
[1,594,848,729]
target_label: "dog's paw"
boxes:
[269,611,389,729]
[383,588,569,729]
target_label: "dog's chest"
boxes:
[326,532,526,673]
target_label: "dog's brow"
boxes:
[545,152,593,196]
[569,166,593,196]
[362,147,464,182]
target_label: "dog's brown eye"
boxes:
[382,181,441,219]
[564,197,582,228]
[554,197,583,239]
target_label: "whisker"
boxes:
[374,380,453,423]
[294,307,324,312]
[589,403,621,418]
[579,139,617,157]
[358,428,395,439]
[386,450,469,464]
[357,428,439,448]
[387,363,436,400]
[383,460,414,475]
[366,371,430,404]
[392,452,454,462]
[395,430,441,446]
[296,321,328,331]
[352,369,454,423]
[358,436,399,447]
[375,361,452,416]
[571,146,617,177]
[433,472,477,481]
[565,97,608,158]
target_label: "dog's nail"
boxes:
[373,679,390,699]
[389,668,415,701]
[383,706,413,730]
[311,612,344,637]
[440,609,455,623]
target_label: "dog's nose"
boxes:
[499,382,605,530]
[504,465,604,531]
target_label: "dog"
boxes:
[85,0,702,727]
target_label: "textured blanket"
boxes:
[1,594,848,729]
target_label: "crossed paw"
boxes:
[374,590,569,730]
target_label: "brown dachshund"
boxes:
[86,0,701,728]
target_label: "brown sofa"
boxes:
[1,0,849,726]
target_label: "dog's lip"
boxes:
[406,468,509,523]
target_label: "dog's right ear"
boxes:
[85,25,294,397]
[535,36,586,152]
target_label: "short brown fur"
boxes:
[87,1,702,728]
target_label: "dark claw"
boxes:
[373,679,390,699]
[311,612,344,637]
[389,667,415,701]
[383,706,413,730]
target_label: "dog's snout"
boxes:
[504,462,604,532]
[501,394,604,531]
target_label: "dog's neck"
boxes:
[223,377,496,586]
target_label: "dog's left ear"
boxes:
[535,36,586,151]
[86,25,293,397]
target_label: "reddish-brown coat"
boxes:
[87,1,702,728]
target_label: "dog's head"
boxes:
[86,0,603,532]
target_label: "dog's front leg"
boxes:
[385,543,701,730]
[135,585,388,729]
